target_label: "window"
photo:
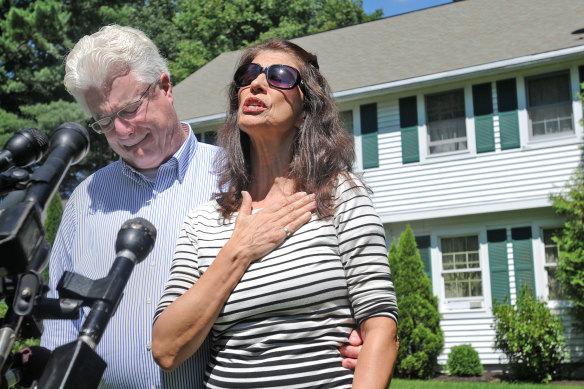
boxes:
[442,235,482,298]
[339,110,354,139]
[195,130,217,145]
[425,89,467,155]
[526,71,573,139]
[542,228,565,300]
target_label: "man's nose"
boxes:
[112,116,135,137]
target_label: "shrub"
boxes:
[448,344,483,376]
[492,285,568,383]
[44,192,63,246]
[389,225,443,379]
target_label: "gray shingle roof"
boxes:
[173,0,584,122]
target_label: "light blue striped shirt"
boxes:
[41,127,218,389]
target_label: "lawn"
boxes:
[391,379,584,389]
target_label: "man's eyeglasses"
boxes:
[233,63,301,90]
[89,80,158,134]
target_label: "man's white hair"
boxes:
[64,25,169,115]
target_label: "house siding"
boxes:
[359,59,584,369]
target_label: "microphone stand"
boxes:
[35,218,156,389]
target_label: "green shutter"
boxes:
[361,103,379,169]
[488,229,510,305]
[475,114,495,153]
[499,110,520,150]
[415,236,432,280]
[362,133,379,169]
[496,78,520,150]
[511,227,535,295]
[401,126,419,163]
[399,96,419,164]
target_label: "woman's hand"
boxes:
[340,329,363,370]
[223,191,316,265]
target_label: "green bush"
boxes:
[389,225,444,379]
[447,344,483,376]
[44,191,63,246]
[492,285,568,383]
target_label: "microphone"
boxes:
[20,122,90,211]
[0,128,49,173]
[0,123,89,276]
[36,218,156,389]
[77,217,157,348]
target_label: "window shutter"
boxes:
[511,226,535,295]
[487,229,510,305]
[415,235,431,280]
[496,79,520,150]
[473,83,495,153]
[360,103,379,169]
[399,96,419,163]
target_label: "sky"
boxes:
[362,0,452,17]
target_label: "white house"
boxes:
[173,0,584,372]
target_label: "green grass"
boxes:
[391,379,584,389]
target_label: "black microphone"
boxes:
[0,127,49,173]
[21,122,90,211]
[36,218,156,389]
[78,217,157,347]
[0,123,89,276]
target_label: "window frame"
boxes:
[541,227,566,301]
[439,233,486,310]
[424,88,468,156]
[525,70,574,140]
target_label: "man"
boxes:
[41,25,360,389]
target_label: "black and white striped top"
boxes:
[155,175,398,388]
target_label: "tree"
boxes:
[0,0,173,195]
[171,0,382,83]
[44,191,64,247]
[1,0,381,195]
[388,225,443,379]
[550,84,584,323]
[551,166,584,322]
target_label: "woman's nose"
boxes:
[249,72,268,92]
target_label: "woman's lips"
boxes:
[242,97,267,113]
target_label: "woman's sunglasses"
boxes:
[233,63,301,90]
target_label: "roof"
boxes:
[173,0,584,122]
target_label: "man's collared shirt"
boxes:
[41,128,219,389]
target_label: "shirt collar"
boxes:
[120,122,198,184]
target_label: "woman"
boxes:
[153,38,398,388]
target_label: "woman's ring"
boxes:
[283,226,291,238]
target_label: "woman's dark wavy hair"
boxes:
[213,38,358,219]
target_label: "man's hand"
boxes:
[340,329,363,370]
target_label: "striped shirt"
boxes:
[155,175,398,389]
[41,128,219,389]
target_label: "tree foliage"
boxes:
[388,225,443,379]
[550,84,584,323]
[0,0,381,196]
[44,191,64,246]
[492,285,568,383]
[551,165,584,322]
[171,0,381,82]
